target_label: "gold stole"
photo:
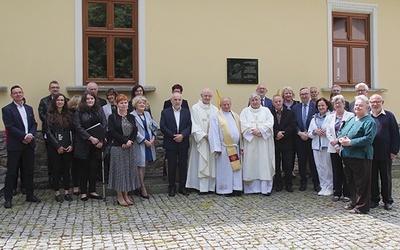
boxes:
[217,112,242,171]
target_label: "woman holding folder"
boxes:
[73,91,106,201]
[46,93,74,202]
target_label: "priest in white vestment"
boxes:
[209,97,243,196]
[240,93,275,195]
[186,88,218,193]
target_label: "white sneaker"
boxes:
[324,189,334,196]
[318,189,326,196]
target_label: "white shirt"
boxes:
[14,101,29,134]
[173,106,181,132]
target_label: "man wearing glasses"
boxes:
[349,82,369,113]
[38,80,68,187]
[369,94,399,210]
[3,85,40,208]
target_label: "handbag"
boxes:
[150,120,159,133]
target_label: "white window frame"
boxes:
[327,0,378,88]
[74,0,146,86]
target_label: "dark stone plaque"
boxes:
[227,58,258,84]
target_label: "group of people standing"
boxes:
[164,83,398,216]
[2,81,399,215]
[2,81,157,208]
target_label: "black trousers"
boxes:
[295,138,319,186]
[371,159,393,205]
[48,148,71,191]
[71,156,80,187]
[45,139,53,178]
[342,157,372,212]
[331,153,350,197]
[77,147,100,194]
[166,148,188,189]
[274,146,294,188]
[4,145,35,201]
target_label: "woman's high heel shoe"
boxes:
[117,200,129,206]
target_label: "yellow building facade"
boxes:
[1,0,400,130]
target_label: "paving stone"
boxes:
[1,179,400,249]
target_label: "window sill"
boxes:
[66,85,156,93]
[321,87,387,93]
[0,86,7,92]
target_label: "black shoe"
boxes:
[286,186,294,192]
[384,203,393,210]
[234,191,242,197]
[276,186,283,192]
[179,188,189,196]
[64,194,73,202]
[26,194,41,203]
[263,192,271,196]
[168,188,176,197]
[314,185,321,192]
[198,192,208,195]
[55,195,63,202]
[370,201,379,208]
[299,184,307,191]
[80,195,88,201]
[88,193,103,200]
[140,193,150,199]
[73,191,80,196]
[4,200,12,209]
[223,193,235,197]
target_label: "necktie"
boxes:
[302,104,307,130]
[277,110,282,124]
[261,98,264,107]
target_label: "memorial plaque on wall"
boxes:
[227,58,258,84]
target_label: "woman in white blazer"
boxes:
[131,96,157,199]
[325,95,354,202]
[308,98,333,196]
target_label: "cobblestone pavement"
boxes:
[1,179,400,250]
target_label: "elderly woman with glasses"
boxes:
[338,95,376,214]
[326,95,354,202]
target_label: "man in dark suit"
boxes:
[160,92,192,196]
[248,84,273,110]
[2,85,41,208]
[271,95,296,192]
[161,84,190,180]
[292,87,320,191]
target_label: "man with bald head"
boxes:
[369,94,399,210]
[160,92,192,196]
[209,97,243,196]
[186,88,218,194]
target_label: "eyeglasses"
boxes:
[357,89,366,92]
[370,101,382,104]
[334,102,343,106]
[300,93,309,96]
